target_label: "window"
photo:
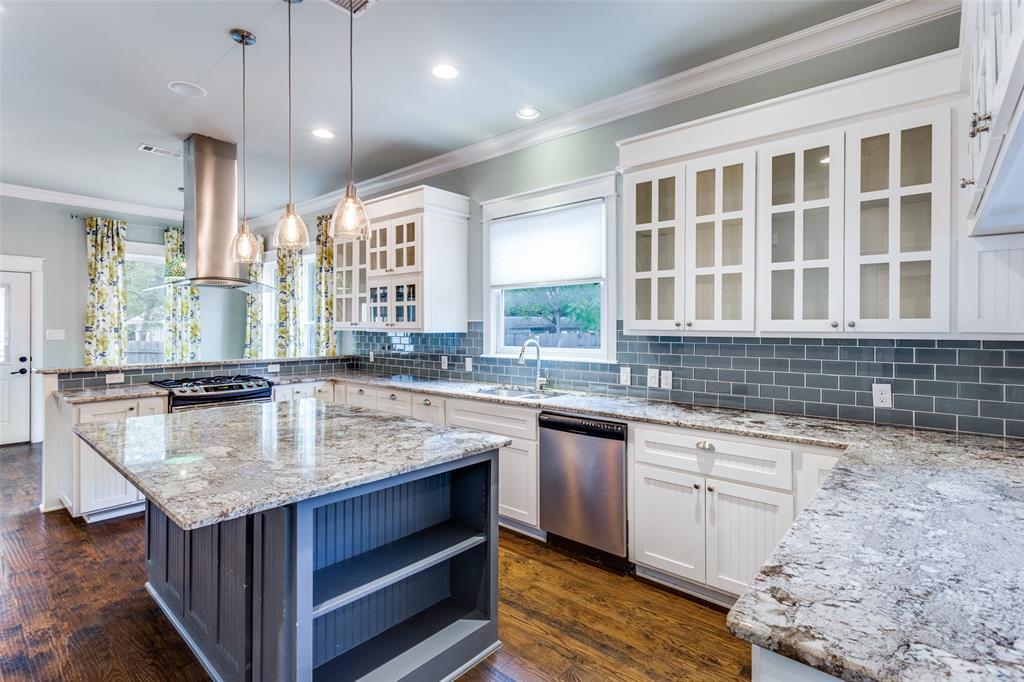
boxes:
[483,175,617,362]
[124,242,166,365]
[259,251,317,358]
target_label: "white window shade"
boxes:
[489,200,605,288]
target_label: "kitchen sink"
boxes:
[475,386,564,400]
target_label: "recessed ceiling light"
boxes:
[432,64,458,80]
[312,128,335,139]
[516,107,540,120]
[167,80,207,98]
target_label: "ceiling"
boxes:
[0,0,877,218]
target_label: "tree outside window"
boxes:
[502,282,601,350]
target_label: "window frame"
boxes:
[481,172,618,363]
[124,241,167,364]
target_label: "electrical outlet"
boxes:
[619,367,631,386]
[441,355,449,370]
[104,373,125,385]
[660,370,673,390]
[267,364,281,373]
[646,369,659,388]
[872,383,892,408]
[465,357,473,372]
[368,351,374,363]
[45,329,66,340]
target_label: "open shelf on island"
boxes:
[312,520,486,618]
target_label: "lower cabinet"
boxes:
[411,394,445,424]
[274,383,319,401]
[496,437,539,527]
[314,382,336,404]
[632,464,706,582]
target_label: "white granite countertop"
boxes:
[72,399,510,531]
[59,384,172,404]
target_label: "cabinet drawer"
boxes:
[314,383,335,404]
[411,394,445,424]
[376,389,412,416]
[634,425,793,491]
[346,385,378,409]
[445,399,538,440]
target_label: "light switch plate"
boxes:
[660,370,673,390]
[46,329,66,340]
[619,367,631,386]
[368,351,374,363]
[646,369,659,388]
[105,373,125,385]
[872,383,892,408]
[267,364,281,373]
[465,357,473,372]
[441,355,449,370]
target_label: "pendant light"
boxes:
[273,0,310,250]
[330,0,370,241]
[230,28,260,264]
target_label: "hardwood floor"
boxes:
[0,443,750,681]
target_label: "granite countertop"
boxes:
[59,384,173,404]
[73,400,510,531]
[35,354,355,375]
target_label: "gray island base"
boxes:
[146,451,499,682]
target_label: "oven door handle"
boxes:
[171,397,272,412]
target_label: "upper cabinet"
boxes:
[333,186,469,333]
[961,0,1024,234]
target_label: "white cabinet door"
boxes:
[136,397,167,416]
[411,394,445,424]
[757,131,845,332]
[793,450,839,514]
[623,164,685,330]
[77,400,140,513]
[632,464,706,583]
[705,478,793,595]
[347,385,378,409]
[388,215,421,275]
[844,108,951,332]
[366,281,390,328]
[390,277,421,330]
[958,233,1024,333]
[497,437,539,527]
[333,239,368,329]
[367,221,391,277]
[685,149,756,331]
[280,383,316,400]
[314,382,336,404]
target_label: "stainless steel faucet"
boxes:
[517,338,547,390]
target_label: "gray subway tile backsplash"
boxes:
[352,321,1024,437]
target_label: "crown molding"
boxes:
[249,0,958,230]
[0,183,183,222]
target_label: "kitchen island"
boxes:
[73,398,511,682]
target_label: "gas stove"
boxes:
[151,375,274,411]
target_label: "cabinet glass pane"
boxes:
[860,199,889,256]
[772,153,795,205]
[407,245,416,267]
[635,230,652,272]
[722,219,743,266]
[657,277,674,320]
[658,177,676,221]
[635,181,653,225]
[771,212,795,263]
[657,227,675,270]
[395,250,404,268]
[803,207,829,260]
[696,170,715,216]
[379,228,388,246]
[860,133,890,192]
[722,164,744,212]
[695,275,714,320]
[407,222,415,242]
[695,222,715,268]
[396,306,405,322]
[803,268,829,320]
[900,125,932,187]
[900,260,931,319]
[395,223,404,244]
[722,273,742,320]
[860,263,889,319]
[771,270,794,320]
[900,193,932,253]
[803,146,830,200]
[635,278,652,320]
[359,268,366,289]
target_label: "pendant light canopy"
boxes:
[273,0,310,250]
[330,0,370,241]
[230,28,261,264]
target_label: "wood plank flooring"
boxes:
[0,443,750,681]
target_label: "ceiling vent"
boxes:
[137,143,183,159]
[321,0,377,17]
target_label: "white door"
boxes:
[757,131,846,332]
[685,149,756,331]
[0,271,31,445]
[497,437,539,526]
[705,478,794,595]
[632,464,706,582]
[77,400,140,513]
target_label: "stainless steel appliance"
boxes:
[151,375,273,412]
[539,412,627,558]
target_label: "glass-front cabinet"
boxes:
[684,149,756,331]
[756,131,845,332]
[844,108,950,333]
[367,215,422,277]
[623,164,685,329]
[333,239,368,326]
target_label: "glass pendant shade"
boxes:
[331,182,370,241]
[273,203,309,249]
[231,221,261,263]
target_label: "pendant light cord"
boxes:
[348,2,354,185]
[241,38,247,224]
[287,0,294,205]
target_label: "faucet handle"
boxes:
[536,376,548,390]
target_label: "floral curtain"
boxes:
[244,235,265,359]
[276,248,302,358]
[313,215,336,356]
[163,226,201,362]
[83,217,128,366]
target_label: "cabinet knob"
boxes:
[960,178,976,189]
[830,320,839,329]
[707,486,715,493]
[128,406,135,411]
[847,320,856,328]
[696,440,715,451]
[685,321,693,327]
[389,393,398,401]
[674,321,682,328]
[693,483,700,490]
[357,389,364,395]
[422,398,431,406]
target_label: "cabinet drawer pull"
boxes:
[960,178,975,189]
[357,388,364,395]
[707,486,715,493]
[695,440,715,451]
[128,406,135,411]
[847,320,856,328]
[830,320,839,328]
[685,321,693,327]
[421,398,431,406]
[692,483,700,490]
[389,393,398,401]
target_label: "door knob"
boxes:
[10,368,27,375]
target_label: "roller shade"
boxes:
[489,200,605,288]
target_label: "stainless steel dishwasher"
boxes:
[539,412,627,558]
